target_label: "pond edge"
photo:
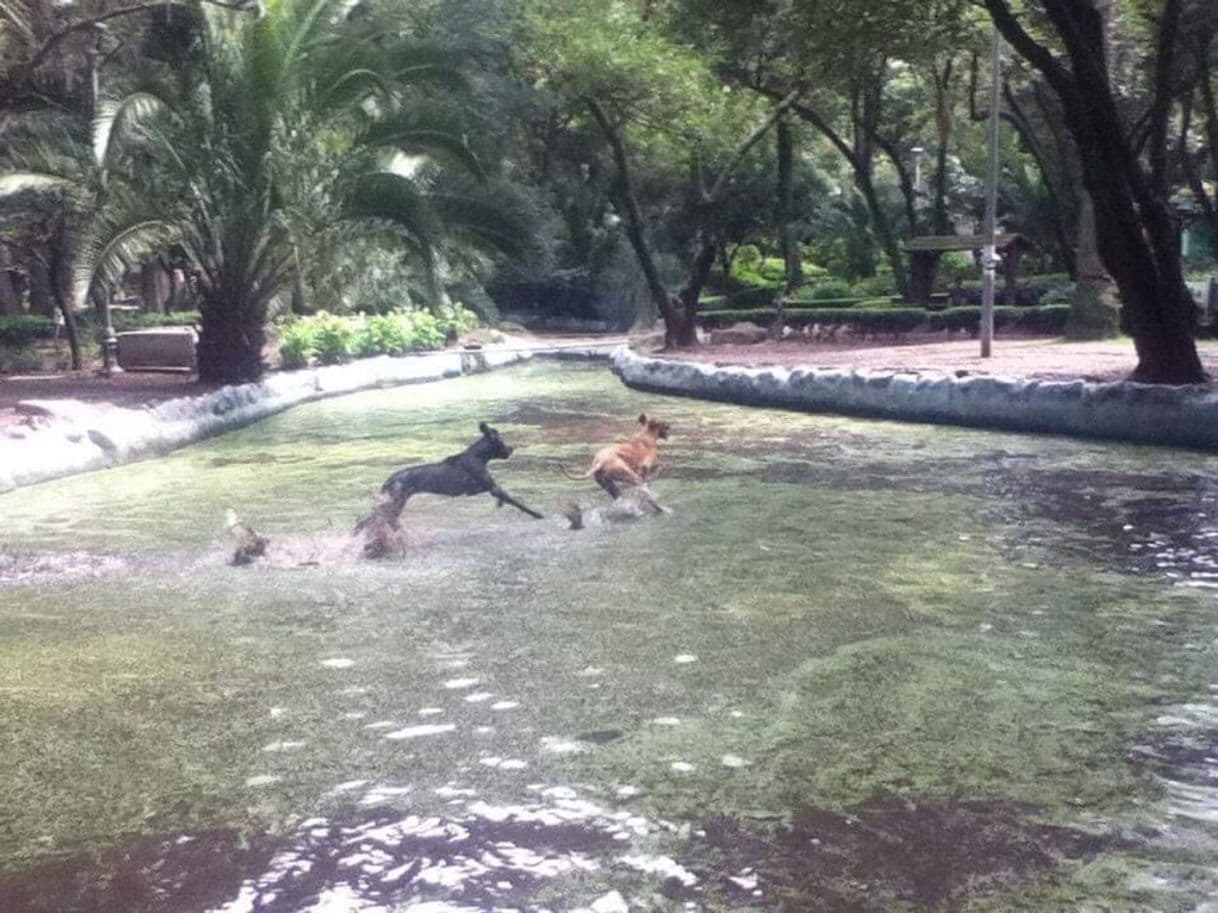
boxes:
[0,346,613,494]
[612,346,1218,452]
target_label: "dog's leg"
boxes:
[637,486,671,515]
[594,468,622,499]
[490,485,544,519]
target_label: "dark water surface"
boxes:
[2,363,1218,912]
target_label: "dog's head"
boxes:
[637,413,670,440]
[478,422,514,460]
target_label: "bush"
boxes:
[276,304,479,369]
[725,286,779,310]
[698,304,1072,337]
[807,278,858,301]
[852,274,896,298]
[0,344,44,373]
[434,301,479,337]
[277,319,319,368]
[310,311,355,364]
[0,315,55,347]
[782,297,863,310]
[734,244,762,271]
[353,313,410,357]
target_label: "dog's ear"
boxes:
[479,422,490,435]
[638,413,647,425]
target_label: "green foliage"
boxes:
[311,312,357,365]
[852,274,897,298]
[277,303,478,368]
[806,278,857,301]
[434,300,480,336]
[0,344,44,373]
[700,304,1072,337]
[0,315,55,347]
[734,244,762,271]
[277,320,320,370]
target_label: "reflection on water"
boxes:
[5,363,1218,911]
[1,785,1119,913]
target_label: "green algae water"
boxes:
[2,361,1218,912]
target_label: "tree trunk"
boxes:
[855,164,908,298]
[0,247,21,315]
[1066,195,1119,338]
[141,260,170,313]
[197,297,265,384]
[28,259,55,317]
[908,251,941,307]
[777,115,801,294]
[587,99,673,333]
[47,221,80,370]
[668,236,717,348]
[985,0,1205,383]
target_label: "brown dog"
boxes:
[563,413,670,500]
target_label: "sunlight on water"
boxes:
[4,363,1218,911]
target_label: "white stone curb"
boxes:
[0,348,535,494]
[611,346,1218,451]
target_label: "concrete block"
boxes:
[117,327,198,370]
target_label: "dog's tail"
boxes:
[554,459,593,481]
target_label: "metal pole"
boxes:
[87,27,122,375]
[980,24,1002,358]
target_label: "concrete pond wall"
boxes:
[0,347,611,494]
[9,338,1215,495]
[611,346,1218,452]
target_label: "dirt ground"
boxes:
[2,333,1215,430]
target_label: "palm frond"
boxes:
[428,183,539,262]
[0,0,34,47]
[345,170,438,271]
[93,91,174,169]
[385,43,471,93]
[0,172,75,200]
[359,104,485,179]
[74,215,181,308]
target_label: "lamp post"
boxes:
[910,146,925,197]
[87,23,122,376]
[980,24,1003,359]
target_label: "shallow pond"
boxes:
[2,362,1218,912]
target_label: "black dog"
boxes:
[356,423,542,555]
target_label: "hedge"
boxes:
[0,315,55,347]
[700,304,1072,336]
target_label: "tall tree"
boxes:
[982,0,1206,383]
[526,0,796,346]
[84,0,533,383]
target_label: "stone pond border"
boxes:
[0,345,614,494]
[611,346,1218,452]
[11,340,1212,494]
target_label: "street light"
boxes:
[86,22,122,375]
[910,146,925,198]
[980,24,1003,358]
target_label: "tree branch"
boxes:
[705,88,800,202]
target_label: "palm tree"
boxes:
[0,107,165,370]
[118,0,535,383]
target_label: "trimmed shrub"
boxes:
[782,297,865,310]
[0,316,55,347]
[807,278,857,301]
[725,286,778,309]
[699,304,1072,337]
[0,344,44,373]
